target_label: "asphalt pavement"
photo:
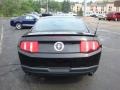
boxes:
[0,18,120,90]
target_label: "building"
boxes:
[71,3,82,13]
[71,0,120,16]
[86,0,120,16]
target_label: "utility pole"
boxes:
[84,0,87,16]
[40,0,43,13]
[39,0,41,13]
[46,0,49,13]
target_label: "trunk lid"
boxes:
[20,32,95,53]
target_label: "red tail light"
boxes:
[80,40,100,53]
[20,41,39,53]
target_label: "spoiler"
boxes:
[23,32,96,37]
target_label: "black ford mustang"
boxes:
[18,16,102,76]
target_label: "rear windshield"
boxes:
[32,17,89,33]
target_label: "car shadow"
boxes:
[22,27,32,30]
[11,27,32,31]
[22,74,86,84]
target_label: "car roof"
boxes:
[107,12,120,14]
[41,15,77,18]
[21,14,39,19]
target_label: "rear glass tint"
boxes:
[32,16,89,33]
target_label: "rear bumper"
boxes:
[22,65,98,76]
[18,49,101,75]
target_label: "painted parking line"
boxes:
[0,25,4,54]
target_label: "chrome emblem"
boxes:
[54,42,64,51]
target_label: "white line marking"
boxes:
[0,25,4,54]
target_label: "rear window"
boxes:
[32,17,89,33]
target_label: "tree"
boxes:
[0,0,41,16]
[20,0,34,14]
[62,0,71,13]
[33,0,41,13]
[77,8,83,16]
[0,0,72,17]
[48,0,62,12]
[1,0,18,16]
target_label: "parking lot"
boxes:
[0,17,120,90]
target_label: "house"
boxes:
[71,0,120,16]
[71,3,82,13]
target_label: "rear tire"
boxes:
[88,72,95,76]
[16,23,22,30]
[23,70,33,76]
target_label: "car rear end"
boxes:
[106,12,116,21]
[18,33,101,76]
[18,17,102,76]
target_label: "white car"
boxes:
[98,14,106,20]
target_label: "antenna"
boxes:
[94,21,100,36]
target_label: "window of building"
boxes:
[116,7,119,12]
[108,6,112,12]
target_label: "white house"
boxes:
[71,0,120,16]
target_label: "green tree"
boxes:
[33,1,41,13]
[20,0,34,14]
[1,0,20,16]
[0,0,71,17]
[62,0,71,13]
[48,0,62,12]
[77,8,83,16]
[0,0,41,16]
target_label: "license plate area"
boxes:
[48,67,70,72]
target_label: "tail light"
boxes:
[80,40,100,53]
[20,41,39,53]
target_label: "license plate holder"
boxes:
[48,67,70,72]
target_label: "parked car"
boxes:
[10,14,39,30]
[18,16,102,76]
[30,12,41,17]
[90,14,98,18]
[41,13,53,17]
[106,12,120,21]
[98,15,106,20]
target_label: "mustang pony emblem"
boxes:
[54,42,64,51]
